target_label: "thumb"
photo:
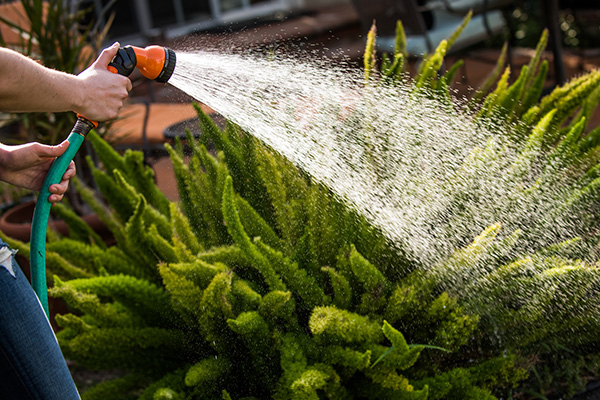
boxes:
[35,141,70,159]
[94,42,120,68]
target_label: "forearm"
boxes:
[0,48,84,114]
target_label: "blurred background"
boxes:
[81,0,600,96]
[3,0,599,76]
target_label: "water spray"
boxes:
[30,45,177,317]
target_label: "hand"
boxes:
[0,141,76,204]
[74,42,133,122]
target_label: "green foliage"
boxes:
[50,203,106,248]
[24,17,600,400]
[364,22,377,83]
[43,111,527,398]
[80,374,143,400]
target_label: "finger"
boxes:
[49,180,69,196]
[33,140,70,159]
[48,193,63,204]
[62,161,76,180]
[126,78,133,92]
[95,42,120,68]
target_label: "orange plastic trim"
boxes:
[131,45,166,80]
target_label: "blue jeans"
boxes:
[0,240,80,400]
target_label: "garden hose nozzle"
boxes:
[30,44,177,318]
[108,45,177,83]
[77,45,177,126]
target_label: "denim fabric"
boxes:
[0,239,80,400]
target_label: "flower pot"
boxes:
[0,200,110,243]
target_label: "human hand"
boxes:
[0,141,76,204]
[74,42,133,122]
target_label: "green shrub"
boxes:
[46,122,521,399]
[3,16,600,400]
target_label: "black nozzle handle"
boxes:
[108,46,137,77]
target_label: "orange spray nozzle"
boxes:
[108,45,176,83]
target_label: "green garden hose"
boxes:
[30,117,95,316]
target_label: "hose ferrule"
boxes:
[72,117,97,137]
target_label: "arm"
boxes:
[0,43,134,203]
[0,42,132,121]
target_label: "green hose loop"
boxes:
[30,118,92,317]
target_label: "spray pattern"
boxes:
[169,50,600,267]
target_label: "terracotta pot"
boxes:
[0,200,110,243]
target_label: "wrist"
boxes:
[69,74,88,116]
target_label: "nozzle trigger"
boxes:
[108,46,137,77]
